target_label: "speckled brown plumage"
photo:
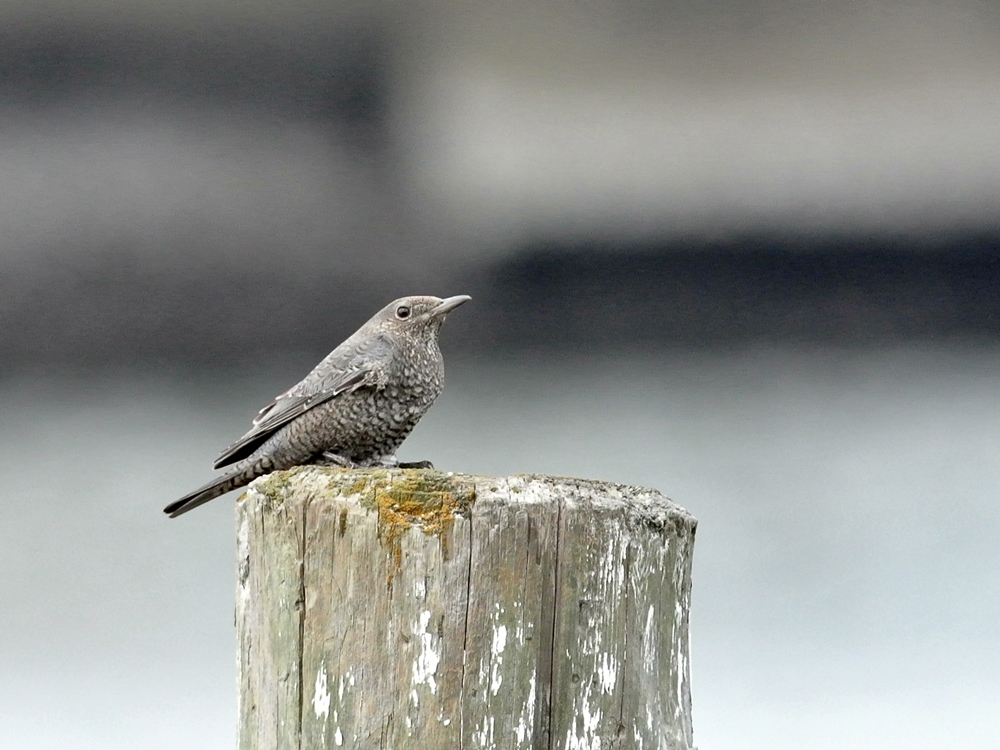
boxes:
[164,295,470,517]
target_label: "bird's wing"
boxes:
[212,336,393,470]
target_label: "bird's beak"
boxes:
[430,295,471,318]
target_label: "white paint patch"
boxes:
[312,665,331,721]
[514,671,536,745]
[337,670,354,701]
[411,610,440,695]
[642,604,657,673]
[673,599,688,722]
[490,623,508,696]
[236,513,251,602]
[598,652,618,694]
[565,690,602,750]
[473,715,496,747]
[334,727,343,746]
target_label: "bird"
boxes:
[163,294,470,518]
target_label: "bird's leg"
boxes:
[398,460,435,469]
[361,454,434,470]
[313,451,357,468]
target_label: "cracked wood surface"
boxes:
[236,467,696,750]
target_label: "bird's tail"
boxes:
[164,466,261,518]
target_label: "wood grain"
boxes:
[236,467,696,750]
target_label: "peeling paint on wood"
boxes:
[236,467,697,750]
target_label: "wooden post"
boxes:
[236,467,697,750]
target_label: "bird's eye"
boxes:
[395,306,411,319]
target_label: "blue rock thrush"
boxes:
[164,295,470,517]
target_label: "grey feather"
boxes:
[212,335,396,469]
[165,295,469,517]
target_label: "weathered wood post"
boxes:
[236,466,697,749]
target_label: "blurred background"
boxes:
[1,1,999,747]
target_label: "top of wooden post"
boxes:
[237,466,697,750]
[245,464,696,541]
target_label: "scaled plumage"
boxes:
[164,295,470,517]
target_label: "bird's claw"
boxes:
[312,453,433,470]
[398,460,434,470]
[315,451,357,468]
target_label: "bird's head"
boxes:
[375,295,471,338]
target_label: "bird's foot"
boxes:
[314,451,357,468]
[349,454,400,468]
[398,460,435,470]
[363,455,434,469]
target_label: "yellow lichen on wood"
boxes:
[250,467,476,587]
[313,467,477,587]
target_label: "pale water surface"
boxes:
[1,347,998,749]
